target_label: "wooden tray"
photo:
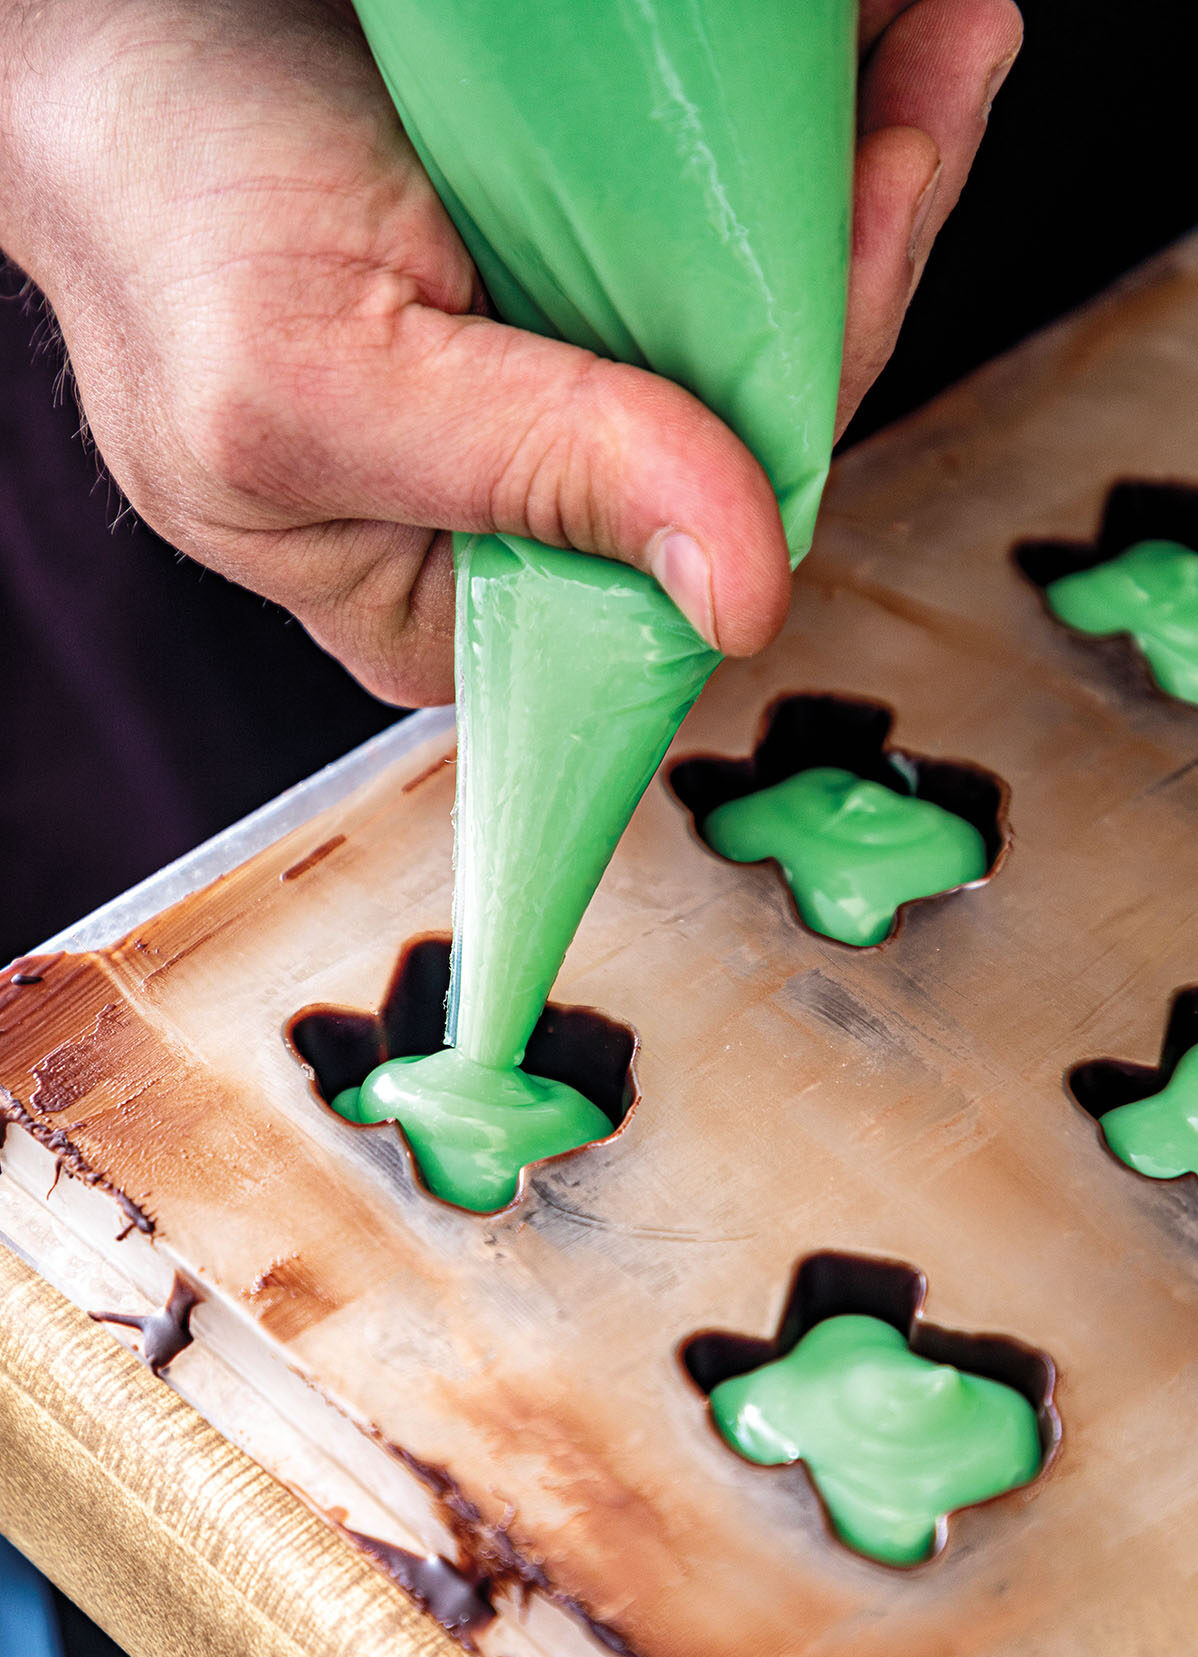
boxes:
[4,235,1198,1657]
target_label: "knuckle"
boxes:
[186,374,299,512]
[171,298,338,520]
[487,404,570,545]
[488,353,628,552]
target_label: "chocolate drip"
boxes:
[0,1088,155,1235]
[0,953,62,1019]
[89,1273,200,1375]
[345,1529,495,1649]
[363,1429,638,1655]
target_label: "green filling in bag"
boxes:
[354,1,856,1071]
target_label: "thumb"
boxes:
[281,305,792,656]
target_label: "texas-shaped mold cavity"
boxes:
[1015,479,1198,706]
[1067,984,1198,1186]
[286,934,639,1216]
[681,1251,1059,1568]
[668,692,1010,948]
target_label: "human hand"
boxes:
[0,0,1020,707]
[844,0,1024,432]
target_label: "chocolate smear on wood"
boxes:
[30,1002,131,1114]
[401,753,455,794]
[281,834,347,882]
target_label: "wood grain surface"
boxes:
[0,1243,459,1657]
[3,237,1198,1656]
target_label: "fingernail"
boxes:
[907,158,942,265]
[647,527,718,648]
[983,52,1018,120]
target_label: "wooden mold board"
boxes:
[3,235,1198,1656]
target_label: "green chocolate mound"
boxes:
[1100,1044,1198,1180]
[1045,539,1198,703]
[702,767,988,947]
[345,1047,612,1213]
[709,1314,1042,1566]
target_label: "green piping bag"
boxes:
[352,2,855,1088]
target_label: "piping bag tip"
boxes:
[447,533,720,1068]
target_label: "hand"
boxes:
[0,0,1021,706]
[845,0,1023,431]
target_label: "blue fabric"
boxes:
[0,1537,64,1657]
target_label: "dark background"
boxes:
[846,0,1198,443]
[1,1,1195,1651]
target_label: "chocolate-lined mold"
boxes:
[1015,479,1198,706]
[1066,985,1198,1190]
[286,934,640,1217]
[680,1251,1060,1570]
[668,692,1010,948]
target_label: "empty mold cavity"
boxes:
[286,934,639,1215]
[1067,985,1198,1185]
[668,693,1009,947]
[681,1252,1059,1569]
[1015,480,1198,705]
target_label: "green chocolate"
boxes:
[709,1315,1042,1566]
[1045,539,1198,703]
[330,1085,366,1124]
[703,768,988,947]
[449,536,717,1068]
[355,1047,612,1212]
[1100,1044,1198,1180]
